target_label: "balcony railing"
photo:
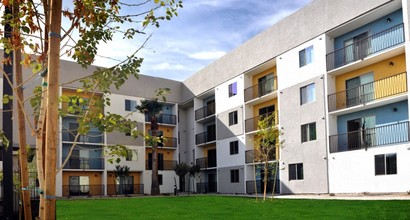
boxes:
[195,131,216,145]
[106,184,144,195]
[62,184,104,197]
[145,160,177,170]
[145,114,177,125]
[328,72,407,112]
[196,182,217,193]
[329,121,410,153]
[326,23,405,71]
[62,157,105,169]
[245,112,277,133]
[146,137,177,148]
[244,76,277,102]
[245,149,276,164]
[195,102,216,121]
[62,130,104,143]
[246,180,280,194]
[196,156,217,169]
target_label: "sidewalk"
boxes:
[249,193,410,200]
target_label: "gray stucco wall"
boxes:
[279,75,328,194]
[218,165,245,194]
[216,105,244,140]
[106,122,144,146]
[181,0,391,102]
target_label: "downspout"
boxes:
[322,74,331,194]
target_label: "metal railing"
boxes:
[62,184,104,197]
[328,72,407,112]
[106,184,144,195]
[146,137,177,148]
[145,114,177,125]
[246,180,280,194]
[195,102,216,121]
[145,160,177,170]
[62,157,105,169]
[62,130,104,143]
[245,112,277,133]
[329,121,410,153]
[245,149,276,164]
[244,76,277,102]
[326,23,405,71]
[196,182,217,193]
[195,131,216,145]
[196,157,217,169]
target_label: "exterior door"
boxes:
[347,119,362,150]
[258,73,274,97]
[207,124,216,142]
[208,173,216,193]
[346,77,361,107]
[207,149,216,167]
[206,100,215,115]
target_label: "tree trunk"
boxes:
[43,0,62,218]
[15,38,33,220]
[13,2,32,219]
[150,117,160,195]
[263,161,268,201]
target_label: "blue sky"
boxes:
[92,0,313,81]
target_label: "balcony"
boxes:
[328,72,407,112]
[196,157,217,169]
[62,157,105,169]
[62,184,104,197]
[196,182,217,193]
[245,149,276,164]
[195,131,216,145]
[195,102,215,121]
[329,121,409,153]
[106,184,144,195]
[146,137,177,148]
[145,160,177,170]
[62,130,104,144]
[244,76,277,102]
[326,23,404,71]
[245,112,277,133]
[145,114,176,125]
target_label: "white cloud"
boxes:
[189,51,226,60]
[151,62,191,71]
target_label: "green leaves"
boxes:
[0,130,10,148]
[2,94,13,105]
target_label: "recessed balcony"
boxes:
[62,157,105,170]
[195,102,215,121]
[195,131,216,145]
[244,76,277,103]
[326,23,404,71]
[145,114,177,125]
[329,121,410,153]
[196,156,217,169]
[328,72,407,112]
[245,112,278,134]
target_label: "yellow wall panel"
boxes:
[252,66,277,86]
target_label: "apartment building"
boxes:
[2,0,410,196]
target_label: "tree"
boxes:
[174,162,189,192]
[254,113,283,201]
[0,0,182,219]
[114,165,131,195]
[136,90,169,195]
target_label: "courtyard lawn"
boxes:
[57,195,410,220]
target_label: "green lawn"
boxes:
[57,195,410,220]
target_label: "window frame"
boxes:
[230,169,239,183]
[301,122,317,143]
[228,82,238,97]
[375,153,397,175]
[229,111,238,126]
[300,83,315,105]
[125,99,137,111]
[230,140,239,155]
[289,163,304,181]
[299,45,313,67]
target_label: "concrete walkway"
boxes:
[245,193,410,200]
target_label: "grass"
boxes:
[57,195,410,220]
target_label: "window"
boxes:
[289,163,304,180]
[158,174,163,185]
[228,82,237,97]
[229,111,238,126]
[125,99,137,111]
[375,154,397,175]
[300,83,315,105]
[230,141,239,155]
[299,45,313,67]
[148,153,164,170]
[230,169,239,183]
[301,122,316,142]
[126,149,138,161]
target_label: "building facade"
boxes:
[2,0,410,196]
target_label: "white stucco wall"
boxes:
[216,135,246,168]
[328,143,410,193]
[215,74,244,114]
